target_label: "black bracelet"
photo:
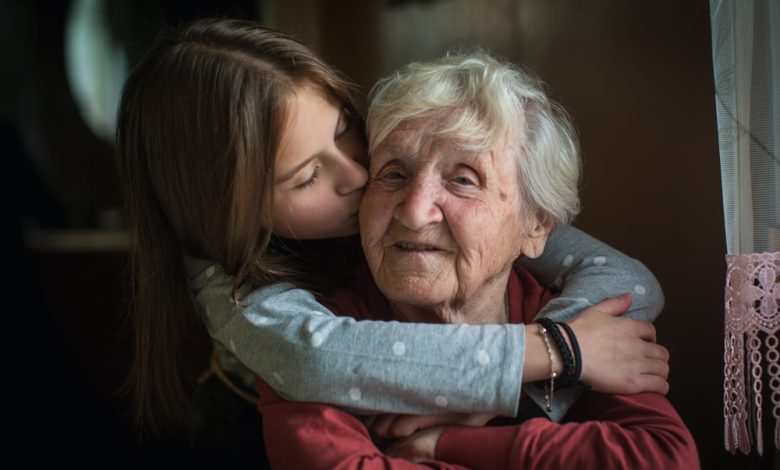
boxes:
[535,317,575,388]
[555,321,582,386]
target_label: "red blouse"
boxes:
[256,266,699,469]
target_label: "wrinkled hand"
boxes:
[384,425,446,462]
[366,413,494,439]
[568,293,670,395]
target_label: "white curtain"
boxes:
[710,0,780,456]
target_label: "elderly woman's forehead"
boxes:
[385,120,482,149]
[382,121,510,158]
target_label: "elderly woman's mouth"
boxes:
[394,241,442,251]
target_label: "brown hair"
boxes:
[116,18,363,438]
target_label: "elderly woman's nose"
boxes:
[393,175,444,229]
[336,155,368,195]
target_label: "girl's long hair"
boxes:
[115,18,363,438]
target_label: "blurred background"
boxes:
[3,0,774,468]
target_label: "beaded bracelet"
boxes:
[555,321,581,384]
[536,323,557,412]
[536,317,576,388]
[556,321,592,391]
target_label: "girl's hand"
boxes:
[568,293,670,394]
[384,425,446,462]
[366,413,494,439]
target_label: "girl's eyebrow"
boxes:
[275,153,322,184]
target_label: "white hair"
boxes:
[367,49,581,228]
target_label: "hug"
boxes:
[116,18,699,468]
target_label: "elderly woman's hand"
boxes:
[384,425,447,462]
[567,293,671,395]
[366,413,494,439]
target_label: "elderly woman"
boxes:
[257,51,699,469]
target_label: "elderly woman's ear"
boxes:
[519,213,553,259]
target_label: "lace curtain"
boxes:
[710,0,780,455]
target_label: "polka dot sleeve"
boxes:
[187,264,525,415]
[184,224,663,416]
[517,224,665,421]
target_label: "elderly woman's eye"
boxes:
[378,168,406,181]
[451,168,479,186]
[453,176,476,186]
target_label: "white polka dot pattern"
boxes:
[593,256,607,266]
[435,395,448,407]
[635,285,647,295]
[349,387,362,401]
[563,255,574,266]
[476,350,490,365]
[205,265,216,278]
[392,341,406,356]
[311,332,325,347]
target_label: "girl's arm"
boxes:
[188,259,525,416]
[517,224,665,420]
[518,225,664,323]
[185,225,664,417]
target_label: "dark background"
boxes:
[4,0,775,468]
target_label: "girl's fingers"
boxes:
[640,357,670,380]
[591,293,633,316]
[644,342,670,361]
[631,319,657,343]
[634,373,670,395]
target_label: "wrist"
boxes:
[558,323,574,358]
[522,324,562,381]
[537,318,580,389]
[556,321,588,390]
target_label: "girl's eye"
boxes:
[296,166,320,190]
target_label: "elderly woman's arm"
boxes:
[258,375,698,470]
[256,378,468,470]
[434,392,699,470]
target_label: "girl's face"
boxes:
[270,86,368,239]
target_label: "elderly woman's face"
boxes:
[360,119,532,311]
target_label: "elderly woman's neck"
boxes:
[391,272,511,325]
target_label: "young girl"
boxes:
[116,18,668,452]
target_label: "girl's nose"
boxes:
[336,155,368,195]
